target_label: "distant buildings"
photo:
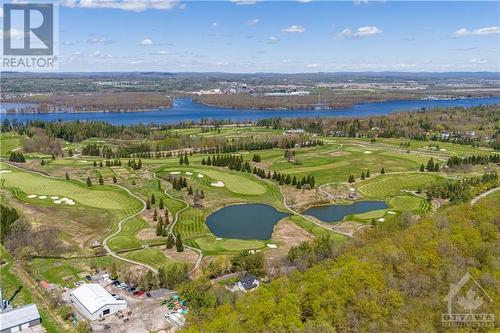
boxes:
[283,129,306,135]
[70,283,127,321]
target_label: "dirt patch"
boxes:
[161,247,198,266]
[333,221,366,236]
[282,186,331,211]
[137,229,157,241]
[265,219,313,263]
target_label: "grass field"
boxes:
[356,173,442,198]
[184,235,266,255]
[123,248,174,269]
[388,195,430,212]
[0,163,142,213]
[0,132,23,157]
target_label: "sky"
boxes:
[2,0,500,72]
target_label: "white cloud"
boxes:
[281,25,305,33]
[212,22,219,28]
[84,36,114,45]
[469,58,487,64]
[150,50,168,55]
[453,26,500,37]
[306,63,320,68]
[230,0,258,5]
[337,26,382,38]
[140,38,154,46]
[89,51,112,58]
[246,18,259,26]
[266,36,279,44]
[60,0,181,12]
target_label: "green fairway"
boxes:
[388,195,430,212]
[0,163,142,212]
[107,216,149,252]
[0,132,23,157]
[356,173,442,198]
[185,235,266,255]
[270,143,427,185]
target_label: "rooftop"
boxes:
[0,304,40,331]
[71,283,126,315]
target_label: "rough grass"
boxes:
[185,235,266,255]
[107,216,149,252]
[356,173,442,198]
[123,248,173,269]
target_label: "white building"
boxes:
[70,283,127,321]
[0,304,41,333]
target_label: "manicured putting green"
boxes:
[0,163,141,211]
[185,235,265,255]
[356,173,440,198]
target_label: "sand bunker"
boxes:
[266,244,278,249]
[377,218,385,222]
[388,211,396,215]
[185,172,193,176]
[78,160,87,163]
[0,170,12,174]
[363,151,372,154]
[38,195,47,199]
[53,197,75,205]
[170,171,180,175]
[197,174,204,178]
[51,196,59,200]
[210,181,225,187]
[27,194,37,199]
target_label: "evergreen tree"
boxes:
[93,160,97,167]
[65,172,70,180]
[381,167,386,174]
[86,177,92,186]
[188,186,193,195]
[420,164,425,172]
[175,234,184,252]
[159,198,164,210]
[166,234,175,249]
[156,216,163,236]
[361,171,365,180]
[151,193,156,205]
[348,174,355,183]
[41,159,45,166]
[366,169,370,178]
[146,198,151,210]
[434,163,440,172]
[113,175,117,183]
[99,174,104,185]
[426,158,435,172]
[153,208,158,221]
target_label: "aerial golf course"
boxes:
[1,129,495,276]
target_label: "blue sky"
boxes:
[10,0,500,72]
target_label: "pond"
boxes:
[304,201,388,223]
[205,204,290,240]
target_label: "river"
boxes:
[1,97,499,125]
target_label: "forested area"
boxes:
[181,198,499,332]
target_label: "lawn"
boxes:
[107,216,149,252]
[388,195,430,212]
[123,248,175,269]
[184,235,266,255]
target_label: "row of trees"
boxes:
[426,171,498,203]
[447,154,500,168]
[420,158,439,172]
[9,151,25,162]
[348,169,377,183]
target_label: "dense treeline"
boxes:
[182,198,499,332]
[426,171,498,203]
[447,154,500,167]
[0,204,19,244]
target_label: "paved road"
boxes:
[1,161,158,273]
[152,172,204,276]
[470,186,500,205]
